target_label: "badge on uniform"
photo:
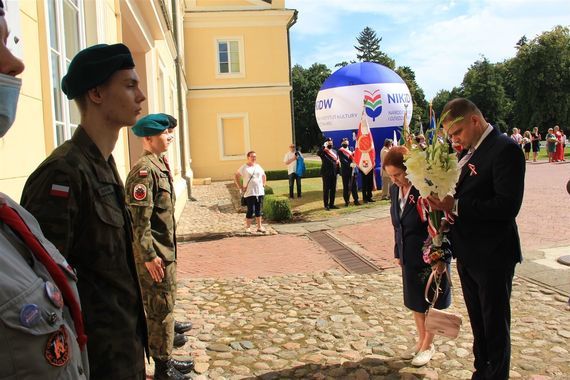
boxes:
[133,183,147,201]
[49,184,70,199]
[59,260,78,281]
[45,326,69,367]
[139,169,148,178]
[45,281,64,309]
[19,304,42,328]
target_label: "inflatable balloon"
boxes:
[315,62,413,172]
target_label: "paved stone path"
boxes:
[155,159,570,379]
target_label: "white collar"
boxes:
[473,124,494,151]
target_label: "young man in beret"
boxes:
[125,114,193,380]
[21,43,148,379]
[1,1,89,378]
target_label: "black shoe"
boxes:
[354,201,361,206]
[170,358,194,374]
[329,205,339,209]
[173,333,187,348]
[345,202,349,207]
[174,321,193,334]
[154,359,189,380]
[297,194,302,198]
[289,195,294,199]
[367,198,376,203]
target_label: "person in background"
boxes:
[384,146,451,367]
[428,98,525,380]
[561,129,566,162]
[380,138,393,200]
[21,43,148,379]
[522,130,531,161]
[546,127,557,163]
[554,125,563,162]
[283,143,302,199]
[235,151,267,233]
[317,137,340,210]
[338,137,360,207]
[0,1,89,377]
[511,127,522,147]
[125,114,194,380]
[531,127,541,162]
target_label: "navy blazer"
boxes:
[452,126,525,268]
[317,147,339,177]
[390,185,429,267]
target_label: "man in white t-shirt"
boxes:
[283,144,302,198]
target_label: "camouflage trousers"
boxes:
[136,260,177,361]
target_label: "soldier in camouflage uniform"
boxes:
[125,114,194,380]
[21,44,148,379]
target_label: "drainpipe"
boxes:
[287,9,298,145]
[171,0,196,201]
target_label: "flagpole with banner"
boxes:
[353,101,376,176]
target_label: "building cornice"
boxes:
[184,9,296,28]
[188,85,292,99]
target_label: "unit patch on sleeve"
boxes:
[44,326,69,367]
[139,169,148,178]
[133,184,147,201]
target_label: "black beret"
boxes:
[132,114,176,137]
[61,43,135,100]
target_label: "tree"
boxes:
[354,27,395,69]
[512,26,570,135]
[395,66,427,132]
[291,63,331,151]
[461,57,511,132]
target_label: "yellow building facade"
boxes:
[184,0,296,179]
[1,0,296,214]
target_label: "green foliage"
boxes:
[292,63,331,151]
[355,27,395,69]
[265,167,320,180]
[262,195,292,221]
[264,185,274,195]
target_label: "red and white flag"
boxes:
[353,111,375,175]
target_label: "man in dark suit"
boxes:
[428,98,525,380]
[317,138,339,210]
[338,138,360,207]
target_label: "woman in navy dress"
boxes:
[383,146,451,367]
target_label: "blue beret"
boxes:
[132,113,177,137]
[61,43,135,100]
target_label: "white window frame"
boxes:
[214,36,245,79]
[216,113,250,161]
[46,0,86,146]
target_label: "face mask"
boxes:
[341,143,348,148]
[0,73,22,137]
[327,144,332,149]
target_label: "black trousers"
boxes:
[341,173,358,204]
[457,260,516,380]
[361,171,374,201]
[321,174,337,207]
[288,173,301,197]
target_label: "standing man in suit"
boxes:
[317,137,339,210]
[338,138,360,207]
[428,98,525,380]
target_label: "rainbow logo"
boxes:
[364,89,382,121]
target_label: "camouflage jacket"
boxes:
[20,126,147,379]
[125,151,176,263]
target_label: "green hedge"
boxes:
[262,195,292,221]
[265,167,321,180]
[264,185,274,195]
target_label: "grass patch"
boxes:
[536,146,569,160]
[266,176,388,222]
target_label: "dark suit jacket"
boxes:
[390,185,428,267]
[317,147,339,177]
[338,148,355,176]
[452,126,525,268]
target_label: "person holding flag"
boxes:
[338,138,360,207]
[317,137,340,210]
[353,108,376,203]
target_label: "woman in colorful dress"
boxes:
[546,128,557,163]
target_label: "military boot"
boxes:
[153,359,188,380]
[170,358,194,374]
[174,321,192,334]
[173,333,187,348]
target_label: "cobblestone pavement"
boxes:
[158,160,570,379]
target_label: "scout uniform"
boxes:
[0,194,89,379]
[20,44,147,380]
[125,114,193,379]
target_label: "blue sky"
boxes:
[288,0,570,100]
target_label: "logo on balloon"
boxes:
[364,89,382,121]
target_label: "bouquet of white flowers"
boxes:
[403,111,462,265]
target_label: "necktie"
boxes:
[0,202,87,350]
[457,148,474,171]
